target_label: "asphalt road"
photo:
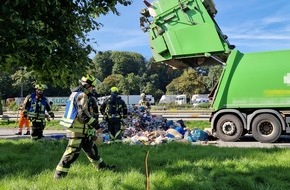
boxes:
[0,128,66,140]
[1,128,290,148]
[214,135,290,148]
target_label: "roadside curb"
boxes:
[0,128,66,139]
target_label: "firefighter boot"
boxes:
[54,170,68,179]
[24,131,30,135]
[15,132,22,135]
[99,161,116,171]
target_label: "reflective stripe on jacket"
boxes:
[60,91,82,128]
[27,93,49,119]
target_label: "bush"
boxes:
[157,103,194,110]
[7,101,19,111]
[193,102,211,109]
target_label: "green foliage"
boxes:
[1,140,290,189]
[119,73,141,95]
[0,100,2,115]
[159,102,193,110]
[194,103,211,109]
[0,71,20,99]
[91,50,114,81]
[203,65,223,91]
[111,51,146,76]
[92,51,150,95]
[6,100,19,111]
[0,0,132,87]
[166,68,207,96]
[147,60,181,94]
[51,105,60,111]
[184,120,211,130]
[97,74,124,95]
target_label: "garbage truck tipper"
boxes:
[140,0,290,143]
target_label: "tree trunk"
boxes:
[0,98,3,115]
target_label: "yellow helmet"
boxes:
[110,86,119,93]
[34,84,47,90]
[79,74,97,87]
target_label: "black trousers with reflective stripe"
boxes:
[31,120,45,139]
[56,137,101,172]
[107,118,122,140]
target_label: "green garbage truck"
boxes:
[140,0,290,143]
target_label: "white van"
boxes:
[192,97,209,107]
[159,95,177,104]
[191,94,209,107]
[175,94,187,105]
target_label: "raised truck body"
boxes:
[140,0,290,142]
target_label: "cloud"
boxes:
[221,15,290,52]
[262,16,290,24]
[230,34,290,40]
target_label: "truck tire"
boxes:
[251,114,281,143]
[216,114,243,142]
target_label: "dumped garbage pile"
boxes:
[98,106,217,145]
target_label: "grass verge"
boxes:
[0,139,290,190]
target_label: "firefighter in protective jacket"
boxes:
[100,87,127,142]
[138,93,151,110]
[54,74,115,179]
[23,84,54,140]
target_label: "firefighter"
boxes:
[138,93,151,110]
[23,84,54,140]
[15,106,30,135]
[100,87,127,142]
[54,74,115,179]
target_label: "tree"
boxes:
[0,71,19,99]
[147,59,181,92]
[91,51,147,81]
[166,69,206,96]
[141,82,164,101]
[91,51,114,81]
[11,67,34,97]
[111,51,146,76]
[204,65,223,92]
[120,73,141,95]
[0,0,132,87]
[97,74,124,95]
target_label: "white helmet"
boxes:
[140,93,146,98]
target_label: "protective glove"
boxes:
[88,118,100,130]
[86,128,96,137]
[23,110,28,118]
[49,112,55,120]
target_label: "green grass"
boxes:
[184,120,211,130]
[0,139,290,190]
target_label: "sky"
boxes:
[88,0,290,59]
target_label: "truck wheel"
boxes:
[251,114,281,143]
[216,114,243,142]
